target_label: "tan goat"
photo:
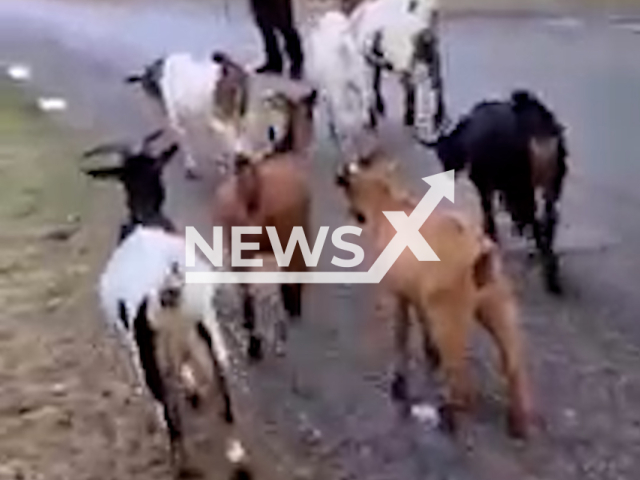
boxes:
[214,89,316,361]
[336,154,532,438]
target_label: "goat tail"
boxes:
[511,89,538,108]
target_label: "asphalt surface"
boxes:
[2,1,640,479]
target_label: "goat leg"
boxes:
[426,32,446,133]
[168,118,199,180]
[426,299,474,436]
[543,200,561,293]
[532,217,561,294]
[423,329,441,371]
[415,307,441,371]
[476,282,532,439]
[280,283,302,320]
[479,190,498,241]
[402,73,416,127]
[372,65,385,116]
[240,284,262,361]
[161,386,199,478]
[195,322,234,423]
[390,298,411,416]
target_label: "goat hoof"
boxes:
[437,404,460,435]
[507,411,529,440]
[546,279,563,295]
[390,374,408,403]
[247,336,263,361]
[171,447,200,479]
[230,466,254,480]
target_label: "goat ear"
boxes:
[140,129,164,153]
[82,142,131,159]
[211,51,228,64]
[157,144,179,168]
[82,166,125,180]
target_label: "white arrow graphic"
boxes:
[186,170,455,284]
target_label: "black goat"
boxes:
[427,90,568,293]
[81,130,179,242]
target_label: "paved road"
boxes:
[3,1,640,479]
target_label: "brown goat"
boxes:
[336,155,532,438]
[214,89,315,361]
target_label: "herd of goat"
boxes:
[78,0,569,478]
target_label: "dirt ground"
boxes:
[3,1,640,479]
[0,83,176,480]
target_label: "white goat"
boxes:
[308,11,374,158]
[98,226,251,477]
[309,0,446,148]
[82,135,252,479]
[354,0,445,134]
[126,52,249,179]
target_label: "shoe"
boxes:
[255,63,283,75]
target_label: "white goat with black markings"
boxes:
[353,0,446,133]
[126,52,250,179]
[82,133,253,479]
[309,0,446,151]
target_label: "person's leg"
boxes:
[273,0,304,78]
[281,26,304,78]
[250,0,283,73]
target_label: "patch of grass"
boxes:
[0,82,87,230]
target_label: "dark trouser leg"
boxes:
[280,25,304,78]
[255,20,283,73]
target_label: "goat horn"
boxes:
[140,129,164,152]
[81,142,132,159]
